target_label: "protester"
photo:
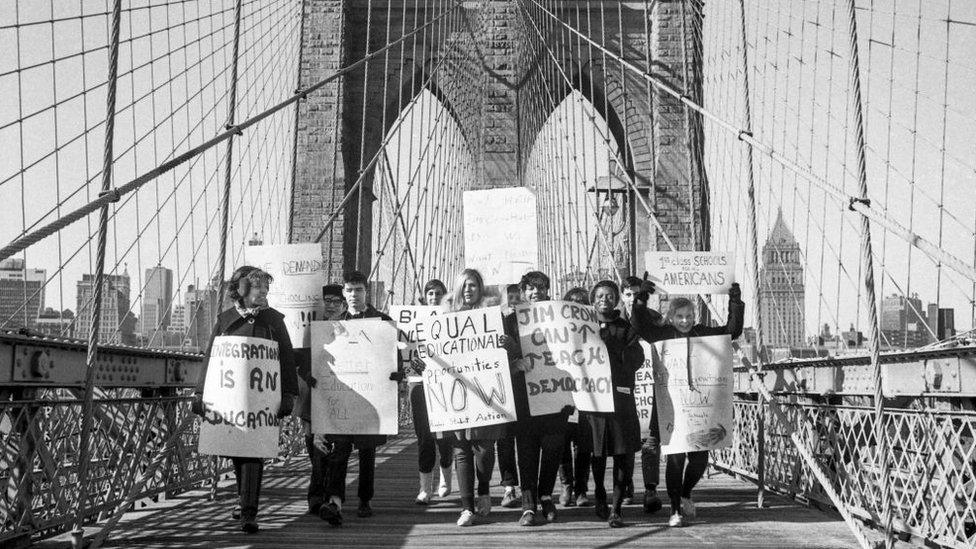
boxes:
[584,280,644,527]
[557,287,594,508]
[507,271,571,526]
[311,271,403,526]
[616,277,643,506]
[192,266,297,534]
[299,284,346,515]
[417,268,512,526]
[630,278,744,527]
[498,283,523,508]
[410,279,455,504]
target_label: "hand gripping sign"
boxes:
[653,334,734,455]
[310,320,400,435]
[515,301,614,415]
[198,336,282,458]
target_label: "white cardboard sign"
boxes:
[245,243,328,347]
[644,251,734,295]
[463,188,538,284]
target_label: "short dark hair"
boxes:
[342,270,368,287]
[506,284,520,294]
[322,284,343,298]
[563,287,590,305]
[623,276,642,289]
[519,271,550,292]
[423,279,447,294]
[589,280,620,305]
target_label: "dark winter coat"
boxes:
[585,310,644,457]
[194,306,298,397]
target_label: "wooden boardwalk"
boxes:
[96,437,858,548]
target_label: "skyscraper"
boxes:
[139,266,174,346]
[0,258,46,331]
[76,271,137,345]
[759,210,806,349]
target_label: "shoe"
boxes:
[501,487,520,508]
[595,495,610,520]
[575,492,591,507]
[319,502,343,527]
[308,501,322,515]
[238,462,261,534]
[680,497,696,520]
[438,464,453,498]
[643,491,663,514]
[456,509,476,527]
[608,512,624,528]
[668,512,685,527]
[559,485,574,507]
[475,495,492,517]
[357,501,373,518]
[232,505,242,520]
[519,510,539,526]
[240,513,259,534]
[622,483,634,505]
[416,472,433,505]
[541,498,557,522]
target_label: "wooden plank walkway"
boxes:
[96,437,858,548]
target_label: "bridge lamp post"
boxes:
[588,172,637,277]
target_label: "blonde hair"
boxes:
[666,297,696,324]
[450,268,486,311]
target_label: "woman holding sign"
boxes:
[443,268,512,527]
[630,279,744,528]
[192,266,297,534]
[584,280,645,528]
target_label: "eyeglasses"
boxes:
[323,297,344,305]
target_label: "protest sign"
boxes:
[416,306,517,431]
[653,335,733,454]
[198,336,282,458]
[515,301,614,415]
[310,320,399,435]
[463,188,538,284]
[644,251,734,295]
[245,243,327,347]
[635,340,656,437]
[390,305,444,383]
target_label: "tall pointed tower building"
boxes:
[760,210,806,348]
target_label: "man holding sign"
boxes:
[630,276,744,529]
[309,271,402,526]
[192,266,297,534]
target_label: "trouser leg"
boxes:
[324,436,353,502]
[612,454,634,513]
[411,385,437,474]
[472,439,495,496]
[681,451,709,498]
[666,453,687,511]
[436,437,454,469]
[357,446,376,502]
[454,438,475,511]
[516,432,542,511]
[643,399,661,489]
[235,457,263,518]
[497,433,519,487]
[591,455,608,499]
[558,425,575,488]
[537,429,565,498]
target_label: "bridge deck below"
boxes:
[97,437,857,548]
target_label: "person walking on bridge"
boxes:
[630,278,744,528]
[192,266,298,534]
[409,279,456,505]
[557,287,594,509]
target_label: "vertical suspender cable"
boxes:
[288,0,309,244]
[216,0,245,287]
[71,1,123,546]
[843,0,892,546]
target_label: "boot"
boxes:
[438,464,453,497]
[416,472,434,505]
[239,462,263,533]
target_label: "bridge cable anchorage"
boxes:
[523,0,976,286]
[0,3,462,265]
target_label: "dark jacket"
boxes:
[585,310,644,457]
[630,296,745,344]
[336,304,395,448]
[195,306,298,397]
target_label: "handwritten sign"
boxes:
[516,301,614,415]
[463,188,538,284]
[390,305,444,383]
[416,306,517,431]
[653,335,733,455]
[245,243,327,347]
[644,251,734,295]
[198,336,282,458]
[635,340,656,437]
[310,320,399,435]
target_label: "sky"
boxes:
[1,0,974,344]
